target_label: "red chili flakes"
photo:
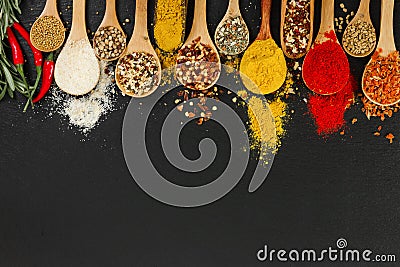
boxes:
[362,96,399,120]
[303,31,350,95]
[363,50,400,105]
[283,0,312,58]
[386,133,395,144]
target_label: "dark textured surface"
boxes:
[0,0,399,266]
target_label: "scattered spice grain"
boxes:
[362,96,399,121]
[30,16,65,52]
[386,133,395,144]
[47,61,118,135]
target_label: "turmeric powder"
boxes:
[154,0,186,52]
[240,39,287,95]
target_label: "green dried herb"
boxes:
[0,0,32,110]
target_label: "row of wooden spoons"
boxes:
[30,0,399,107]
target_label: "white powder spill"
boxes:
[48,61,119,135]
[55,39,100,96]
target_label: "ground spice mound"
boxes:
[240,39,287,95]
[363,50,400,106]
[154,0,186,52]
[247,95,289,156]
[302,31,350,95]
[55,39,100,96]
[48,61,118,135]
[308,75,356,136]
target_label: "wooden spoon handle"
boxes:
[227,0,240,14]
[357,0,371,15]
[132,0,149,38]
[105,0,117,19]
[70,0,87,41]
[377,0,395,54]
[43,0,58,15]
[187,0,208,39]
[256,0,272,40]
[319,0,334,33]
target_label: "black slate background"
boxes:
[0,0,399,266]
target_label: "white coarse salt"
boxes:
[48,61,118,135]
[55,39,100,96]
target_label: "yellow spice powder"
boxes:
[240,39,287,95]
[247,96,288,154]
[154,0,186,52]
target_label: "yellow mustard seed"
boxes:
[30,16,65,52]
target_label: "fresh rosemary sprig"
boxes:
[0,0,33,110]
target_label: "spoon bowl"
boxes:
[280,0,314,59]
[362,0,400,106]
[214,0,249,56]
[115,0,161,98]
[342,0,376,57]
[30,0,65,52]
[93,0,127,61]
[54,0,100,96]
[302,0,349,95]
[176,0,221,91]
[239,0,287,95]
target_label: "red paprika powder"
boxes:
[308,75,357,136]
[302,30,350,95]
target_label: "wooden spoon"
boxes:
[362,0,399,106]
[55,0,100,96]
[214,0,249,55]
[314,0,336,43]
[302,0,349,95]
[342,0,376,57]
[280,0,314,59]
[177,0,221,90]
[240,0,286,95]
[93,0,127,61]
[256,0,272,41]
[30,0,65,52]
[115,0,161,98]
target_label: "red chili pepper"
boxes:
[6,27,28,88]
[33,53,54,103]
[12,22,43,90]
[6,27,24,65]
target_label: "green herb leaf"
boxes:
[1,63,16,92]
[0,86,6,101]
[6,85,14,98]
